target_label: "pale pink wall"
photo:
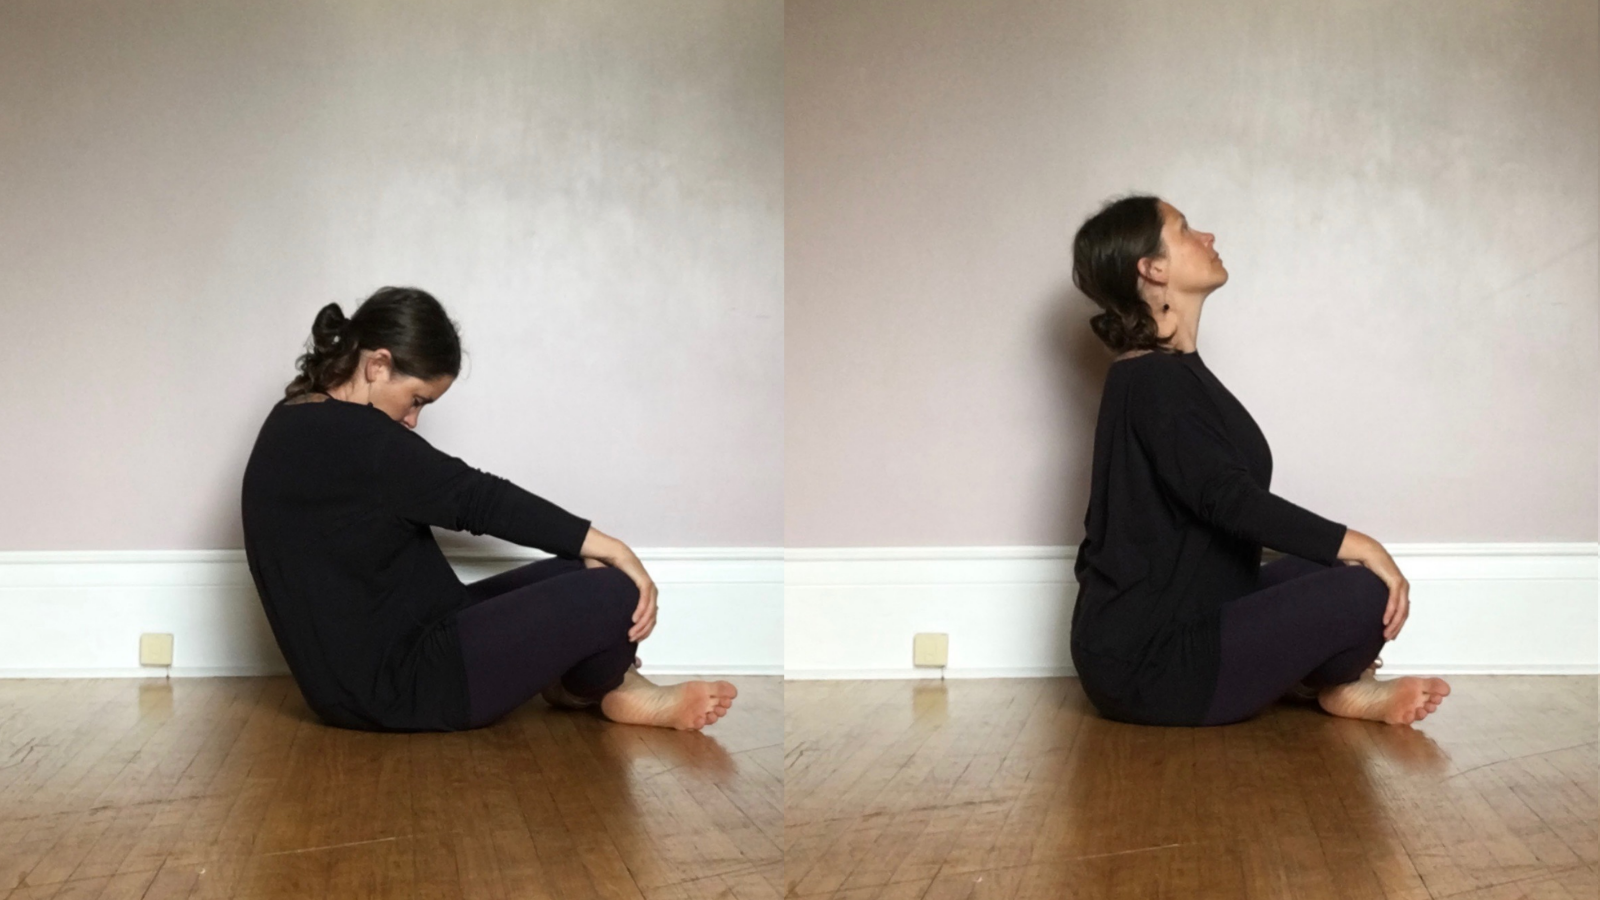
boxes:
[0,0,782,550]
[786,0,1600,546]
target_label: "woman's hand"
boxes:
[1336,528,1410,641]
[580,527,659,642]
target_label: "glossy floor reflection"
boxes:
[784,676,1597,900]
[0,674,782,899]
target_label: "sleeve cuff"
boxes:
[553,515,592,560]
[1310,520,1348,566]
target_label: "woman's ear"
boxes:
[1137,254,1166,285]
[366,348,393,382]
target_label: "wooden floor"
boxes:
[0,674,782,900]
[3,674,1594,899]
[785,676,1598,900]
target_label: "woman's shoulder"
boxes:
[266,393,395,448]
[277,392,390,424]
[1112,350,1210,412]
[1111,347,1190,367]
[1110,348,1193,385]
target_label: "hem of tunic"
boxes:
[1071,632,1222,728]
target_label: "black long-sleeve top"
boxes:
[241,394,591,732]
[1070,349,1347,726]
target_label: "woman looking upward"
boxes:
[1069,195,1450,727]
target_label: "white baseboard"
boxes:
[6,544,1593,682]
[784,544,1600,679]
[0,548,783,678]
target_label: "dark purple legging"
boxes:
[1200,553,1390,726]
[451,557,639,729]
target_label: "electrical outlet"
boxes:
[913,632,948,667]
[139,633,173,667]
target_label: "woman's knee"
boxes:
[586,567,640,630]
[1336,565,1389,634]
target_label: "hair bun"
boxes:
[310,302,349,354]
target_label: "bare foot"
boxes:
[598,666,737,731]
[1318,669,1450,725]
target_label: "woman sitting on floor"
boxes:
[242,286,736,733]
[1068,194,1450,728]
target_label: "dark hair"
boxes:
[284,286,463,400]
[1072,193,1179,355]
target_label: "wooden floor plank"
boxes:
[783,676,1599,900]
[0,674,778,900]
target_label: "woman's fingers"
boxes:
[1398,582,1410,637]
[625,574,653,635]
[633,610,656,642]
[1383,579,1409,640]
[1391,581,1410,639]
[628,577,646,619]
[620,571,650,639]
[628,583,658,642]
[630,592,648,640]
[1381,567,1404,639]
[630,608,655,642]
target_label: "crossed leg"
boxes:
[1201,554,1449,726]
[454,557,736,731]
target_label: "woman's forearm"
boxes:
[579,526,623,562]
[1336,527,1377,564]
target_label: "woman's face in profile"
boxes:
[1150,200,1228,295]
[378,373,453,430]
[357,349,454,429]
